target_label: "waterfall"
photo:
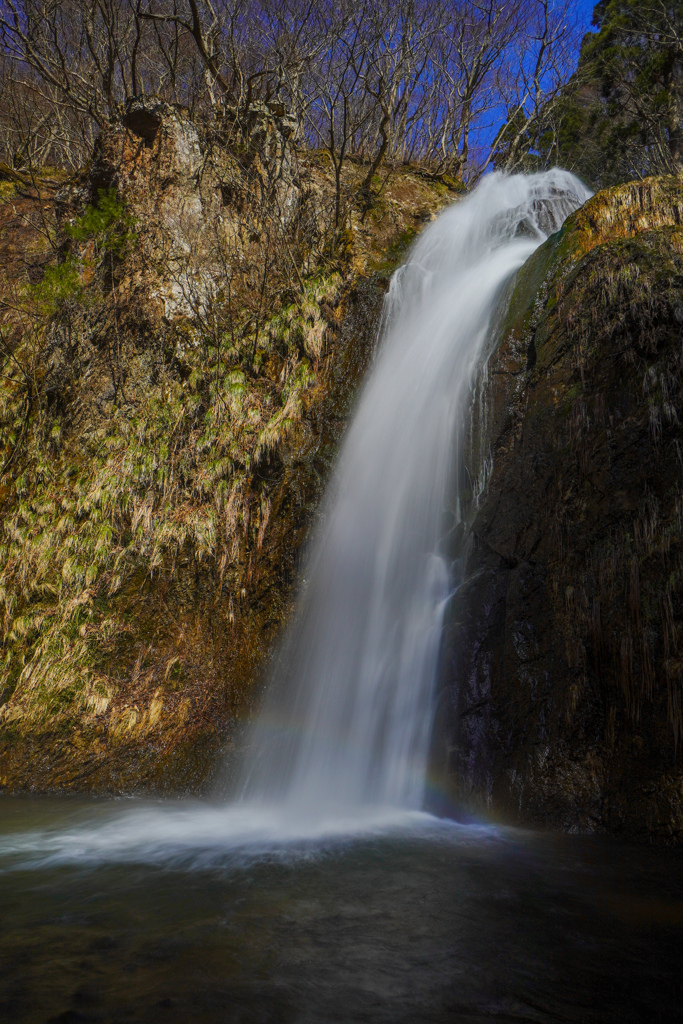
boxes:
[0,171,593,874]
[238,170,591,818]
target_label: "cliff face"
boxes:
[0,103,454,793]
[440,177,683,842]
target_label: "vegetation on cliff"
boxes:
[0,97,455,791]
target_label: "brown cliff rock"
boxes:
[86,96,303,320]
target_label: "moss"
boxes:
[368,226,417,278]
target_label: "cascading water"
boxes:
[239,169,592,819]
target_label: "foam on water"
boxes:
[0,801,495,871]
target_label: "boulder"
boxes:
[89,96,302,319]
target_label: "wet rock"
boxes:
[440,176,683,842]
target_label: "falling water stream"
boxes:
[238,169,591,818]
[1,172,681,1024]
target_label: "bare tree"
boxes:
[0,0,586,206]
[491,0,582,174]
[427,1,520,179]
[302,3,377,227]
[355,0,435,190]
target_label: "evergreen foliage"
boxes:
[65,189,137,259]
[498,1,683,188]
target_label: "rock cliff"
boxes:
[439,177,683,842]
[0,102,454,793]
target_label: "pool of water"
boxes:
[0,797,681,1023]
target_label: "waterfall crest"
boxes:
[238,170,591,817]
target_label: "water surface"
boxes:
[1,797,681,1023]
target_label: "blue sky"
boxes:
[575,0,599,36]
[469,1,599,167]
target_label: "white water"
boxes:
[0,800,482,871]
[238,169,591,818]
[0,171,591,870]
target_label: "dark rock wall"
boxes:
[438,177,683,842]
